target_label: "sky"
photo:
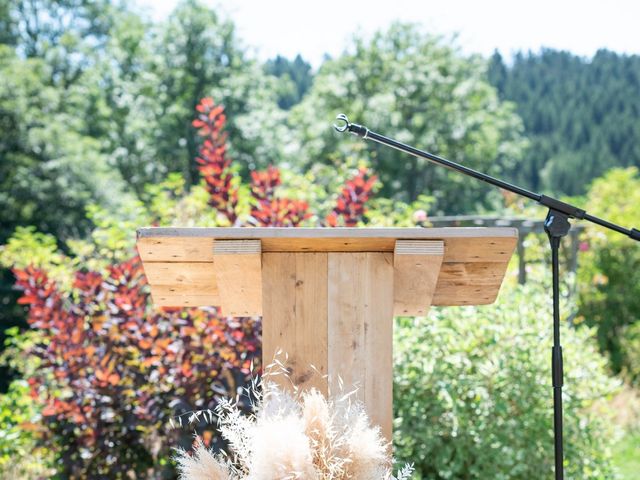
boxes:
[134,0,640,67]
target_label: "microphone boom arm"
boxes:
[333,114,640,241]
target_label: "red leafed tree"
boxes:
[194,97,239,224]
[325,166,377,227]
[193,97,376,228]
[10,96,377,477]
[249,166,312,226]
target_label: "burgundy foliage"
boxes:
[325,166,377,227]
[14,259,259,477]
[250,166,311,226]
[193,97,239,224]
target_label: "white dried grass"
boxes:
[175,362,414,480]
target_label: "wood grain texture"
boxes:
[138,226,518,240]
[136,227,517,260]
[137,227,517,309]
[294,253,329,391]
[436,262,507,286]
[327,252,394,441]
[261,253,328,394]
[141,261,512,307]
[150,284,218,307]
[151,294,218,307]
[137,236,214,262]
[150,283,218,296]
[137,236,515,261]
[142,262,216,287]
[262,251,394,440]
[432,284,502,305]
[394,240,444,316]
[212,240,262,316]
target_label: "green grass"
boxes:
[612,431,640,479]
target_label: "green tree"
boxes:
[0,45,133,242]
[265,54,314,109]
[0,0,290,236]
[490,49,640,196]
[0,0,15,45]
[0,2,138,365]
[487,50,507,93]
[290,23,526,214]
[86,0,289,192]
[0,0,290,359]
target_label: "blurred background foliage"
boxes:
[0,0,639,478]
[394,280,620,479]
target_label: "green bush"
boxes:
[620,323,640,387]
[577,167,640,378]
[0,379,54,478]
[393,281,619,479]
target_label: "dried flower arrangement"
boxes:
[174,363,413,480]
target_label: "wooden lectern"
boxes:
[137,227,517,440]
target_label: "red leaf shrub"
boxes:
[14,259,259,477]
[250,166,311,226]
[325,166,377,226]
[194,97,239,224]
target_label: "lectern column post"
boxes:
[262,251,395,439]
[260,240,444,441]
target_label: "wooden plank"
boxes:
[149,286,508,308]
[142,262,215,287]
[151,283,218,297]
[433,261,511,305]
[442,237,516,263]
[327,253,364,397]
[432,284,502,306]
[141,259,511,307]
[262,252,296,390]
[327,252,394,441]
[151,294,219,307]
[136,227,517,259]
[362,252,394,443]
[136,235,516,261]
[293,253,329,393]
[149,282,219,307]
[212,240,262,317]
[141,259,511,308]
[138,226,519,240]
[262,237,396,253]
[262,253,328,394]
[394,240,444,316]
[137,236,214,262]
[437,262,508,286]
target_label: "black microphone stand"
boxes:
[334,114,640,480]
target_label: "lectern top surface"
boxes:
[137,226,517,257]
[138,226,517,240]
[136,227,518,308]
[137,227,517,254]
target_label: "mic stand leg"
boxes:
[544,209,571,480]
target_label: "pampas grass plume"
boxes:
[175,364,413,480]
